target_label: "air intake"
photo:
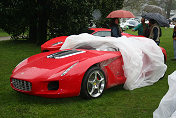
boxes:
[11,78,32,91]
[47,50,85,59]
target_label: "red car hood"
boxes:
[11,49,118,80]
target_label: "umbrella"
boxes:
[142,5,166,17]
[106,10,135,18]
[142,13,169,27]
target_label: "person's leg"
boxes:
[174,40,176,59]
[155,41,160,46]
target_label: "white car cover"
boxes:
[153,71,176,118]
[60,33,167,90]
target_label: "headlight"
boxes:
[61,62,79,76]
[13,58,28,73]
[52,41,63,46]
[15,58,28,68]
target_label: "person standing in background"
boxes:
[132,18,149,37]
[148,19,161,45]
[172,25,176,61]
[110,18,122,37]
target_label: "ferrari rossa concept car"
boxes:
[10,49,126,99]
[41,28,143,52]
[41,28,111,52]
[10,43,167,99]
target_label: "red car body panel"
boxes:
[10,49,126,98]
[41,28,144,52]
[89,28,111,32]
[41,36,68,52]
[160,47,167,61]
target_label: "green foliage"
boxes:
[48,0,94,37]
[48,0,124,37]
[0,29,10,37]
[171,0,176,9]
[0,0,29,39]
[0,0,124,44]
[123,0,175,18]
[92,0,124,28]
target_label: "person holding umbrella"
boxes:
[106,10,135,38]
[110,18,122,37]
[142,13,169,45]
[148,19,161,45]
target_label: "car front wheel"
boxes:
[81,66,106,99]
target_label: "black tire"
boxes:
[80,66,106,99]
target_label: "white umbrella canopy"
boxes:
[142,5,166,17]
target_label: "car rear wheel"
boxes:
[81,66,106,99]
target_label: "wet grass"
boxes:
[0,28,175,118]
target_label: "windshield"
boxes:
[80,29,94,34]
[92,31,111,37]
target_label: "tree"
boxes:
[123,0,176,18]
[48,0,93,37]
[0,0,29,38]
[91,0,124,28]
[123,0,149,15]
[0,0,124,45]
[166,0,172,18]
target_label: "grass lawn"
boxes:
[0,29,10,37]
[0,28,175,118]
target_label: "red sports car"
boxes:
[10,49,126,99]
[41,28,143,52]
[10,39,167,99]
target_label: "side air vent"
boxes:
[47,50,85,59]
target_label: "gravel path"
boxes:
[0,36,11,41]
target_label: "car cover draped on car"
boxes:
[153,71,176,118]
[60,33,167,90]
